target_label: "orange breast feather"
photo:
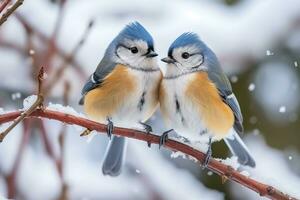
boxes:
[185,72,234,138]
[84,64,136,122]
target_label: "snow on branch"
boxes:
[0,67,298,200]
[0,109,297,200]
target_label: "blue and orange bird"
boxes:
[79,22,162,176]
[159,33,255,167]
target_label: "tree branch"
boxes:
[0,0,11,14]
[43,19,94,96]
[0,109,297,200]
[0,0,24,26]
[0,67,44,143]
[0,67,44,142]
[13,13,88,80]
[5,119,31,198]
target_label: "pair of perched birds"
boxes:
[79,22,255,176]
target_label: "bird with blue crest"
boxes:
[79,22,162,176]
[159,32,256,168]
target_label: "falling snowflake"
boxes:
[288,156,293,160]
[11,92,21,100]
[135,169,141,174]
[294,61,298,67]
[248,83,255,91]
[207,171,213,176]
[29,49,35,55]
[279,106,286,113]
[230,75,238,83]
[266,50,274,56]
[253,129,260,136]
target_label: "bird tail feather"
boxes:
[102,136,127,176]
[224,132,256,167]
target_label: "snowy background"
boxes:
[0,0,300,199]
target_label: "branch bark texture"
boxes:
[0,0,24,26]
[0,109,297,200]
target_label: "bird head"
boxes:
[162,32,218,77]
[106,22,158,69]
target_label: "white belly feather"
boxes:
[111,69,161,128]
[161,74,211,142]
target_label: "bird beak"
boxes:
[161,57,175,64]
[146,50,158,58]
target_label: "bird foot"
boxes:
[202,137,212,169]
[139,122,153,147]
[159,129,173,149]
[106,117,114,139]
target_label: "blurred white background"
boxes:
[0,0,300,199]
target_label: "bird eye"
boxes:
[130,47,138,54]
[182,52,190,59]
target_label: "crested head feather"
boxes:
[168,32,221,70]
[101,21,154,62]
[168,32,206,56]
[117,21,154,49]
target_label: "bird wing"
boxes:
[208,69,244,134]
[79,58,117,105]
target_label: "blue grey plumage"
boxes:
[168,33,215,64]
[117,21,154,49]
[79,21,158,176]
[171,32,244,135]
[168,33,203,55]
[102,136,127,176]
[103,21,154,61]
[224,133,256,167]
[163,32,255,167]
[189,32,253,166]
[79,21,154,105]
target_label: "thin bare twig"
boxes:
[0,109,297,200]
[58,81,70,176]
[0,67,44,142]
[43,0,67,72]
[43,19,94,96]
[6,119,31,198]
[0,0,24,26]
[13,13,87,80]
[0,0,11,14]
[57,81,70,200]
[0,39,86,80]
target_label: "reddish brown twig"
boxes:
[0,0,24,26]
[0,38,86,80]
[43,0,67,72]
[0,0,11,14]
[57,81,70,200]
[44,20,94,96]
[0,109,297,200]
[13,13,87,80]
[5,119,32,198]
[0,67,44,142]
